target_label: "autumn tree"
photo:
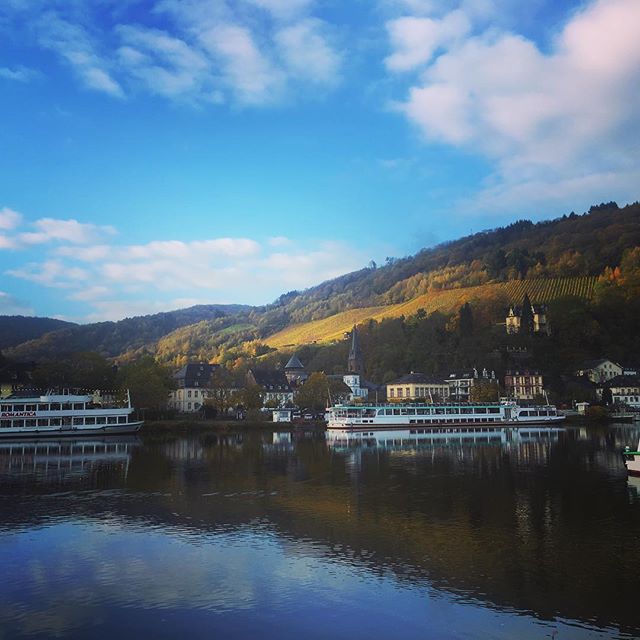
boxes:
[296,372,330,412]
[116,356,174,414]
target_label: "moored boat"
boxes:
[623,439,640,476]
[326,400,565,431]
[0,390,143,439]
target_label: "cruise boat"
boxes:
[0,390,143,438]
[623,439,640,476]
[326,400,564,431]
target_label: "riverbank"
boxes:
[142,418,327,433]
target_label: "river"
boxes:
[1,423,639,639]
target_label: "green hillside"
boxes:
[266,276,598,348]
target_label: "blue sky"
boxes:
[1,0,639,322]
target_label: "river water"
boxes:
[1,423,639,639]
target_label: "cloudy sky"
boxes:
[1,0,638,322]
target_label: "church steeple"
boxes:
[348,325,364,374]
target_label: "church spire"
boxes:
[348,325,364,374]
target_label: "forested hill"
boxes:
[3,200,640,363]
[5,304,252,361]
[0,316,76,350]
[247,200,640,335]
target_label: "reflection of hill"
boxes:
[1,430,639,636]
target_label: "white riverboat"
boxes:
[623,439,640,477]
[326,400,564,431]
[0,390,143,438]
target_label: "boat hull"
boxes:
[327,417,565,430]
[0,421,143,439]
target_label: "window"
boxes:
[73,417,84,425]
[397,389,403,398]
[73,403,84,410]
[389,389,395,398]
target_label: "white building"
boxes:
[576,359,623,384]
[168,363,219,413]
[607,375,640,408]
[343,373,369,401]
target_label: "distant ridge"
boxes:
[0,316,77,350]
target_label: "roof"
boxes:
[284,354,305,370]
[174,363,218,388]
[604,374,640,388]
[505,369,542,376]
[388,372,448,385]
[248,369,292,392]
[582,358,622,369]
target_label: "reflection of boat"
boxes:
[0,437,140,481]
[622,438,640,476]
[325,425,563,450]
[326,401,564,431]
[0,390,143,438]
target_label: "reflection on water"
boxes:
[0,425,639,639]
[0,437,140,484]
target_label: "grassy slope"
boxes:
[265,276,598,348]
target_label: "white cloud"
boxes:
[19,218,117,245]
[0,207,22,230]
[116,25,214,100]
[268,236,291,247]
[200,23,285,104]
[36,12,124,98]
[275,19,342,86]
[390,0,640,210]
[5,1,343,107]
[245,0,315,20]
[0,291,34,315]
[0,66,36,82]
[385,11,470,72]
[5,232,367,321]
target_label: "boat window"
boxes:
[62,403,72,411]
[385,409,392,415]
[73,418,83,425]
[435,408,445,414]
[62,417,71,425]
[26,419,37,427]
[118,416,126,423]
[73,403,84,411]
[50,418,61,426]
[108,417,117,424]
[488,408,500,414]
[13,420,24,428]
[377,410,384,416]
[85,417,95,425]
[393,409,401,415]
[476,408,487,414]
[50,403,61,411]
[25,404,37,411]
[1,420,11,428]
[39,404,49,411]
[37,419,49,426]
[446,408,455,414]
[0,405,10,412]
[97,417,107,424]
[12,404,24,411]
[460,408,472,414]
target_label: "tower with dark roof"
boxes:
[284,354,308,385]
[347,326,364,375]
